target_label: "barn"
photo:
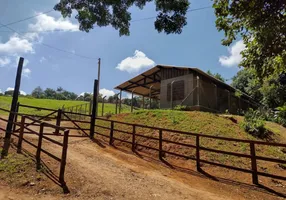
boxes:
[115,65,259,114]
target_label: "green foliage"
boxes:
[206,70,226,82]
[104,112,113,119]
[241,109,267,137]
[54,0,190,36]
[276,105,286,127]
[214,0,286,78]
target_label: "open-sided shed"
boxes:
[115,65,259,114]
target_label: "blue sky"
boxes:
[0,0,244,97]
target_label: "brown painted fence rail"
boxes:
[93,117,286,185]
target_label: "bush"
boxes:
[276,105,286,127]
[105,112,112,119]
[242,108,267,137]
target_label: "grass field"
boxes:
[0,96,131,115]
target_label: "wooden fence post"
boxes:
[132,125,136,151]
[250,142,258,184]
[2,57,24,157]
[109,121,114,145]
[59,130,69,193]
[13,102,20,132]
[36,123,44,170]
[196,135,201,172]
[159,129,163,160]
[17,116,25,153]
[90,80,98,139]
[55,109,62,135]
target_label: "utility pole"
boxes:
[97,58,101,116]
[1,57,24,158]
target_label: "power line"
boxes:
[0,21,98,60]
[0,10,54,29]
[0,5,212,59]
[0,5,212,33]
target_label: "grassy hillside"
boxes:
[95,110,286,175]
[0,96,131,115]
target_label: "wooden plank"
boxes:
[159,129,163,160]
[250,142,258,184]
[200,159,253,174]
[132,125,136,151]
[109,121,114,145]
[17,116,25,153]
[196,135,201,171]
[200,146,252,158]
[59,130,69,190]
[36,123,44,169]
[42,135,64,147]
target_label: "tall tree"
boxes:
[31,86,44,98]
[206,70,226,82]
[214,0,286,78]
[54,0,190,36]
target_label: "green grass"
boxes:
[0,148,46,186]
[94,110,286,172]
[0,96,131,116]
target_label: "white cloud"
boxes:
[0,57,11,67]
[22,68,31,78]
[0,35,34,55]
[99,88,115,98]
[219,40,246,67]
[39,56,47,63]
[29,14,79,32]
[6,87,26,95]
[116,50,155,73]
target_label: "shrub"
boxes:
[276,104,286,127]
[241,108,267,137]
[105,112,112,119]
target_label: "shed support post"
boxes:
[196,76,200,106]
[119,90,122,114]
[149,85,153,109]
[228,90,231,113]
[214,84,218,112]
[131,89,135,113]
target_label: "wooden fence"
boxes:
[1,103,286,187]
[0,109,70,193]
[92,117,286,185]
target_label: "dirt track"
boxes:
[0,121,285,200]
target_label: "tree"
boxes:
[31,86,45,98]
[44,88,57,99]
[231,69,263,102]
[206,70,226,82]
[54,0,190,36]
[214,0,286,78]
[4,90,14,96]
[231,69,286,108]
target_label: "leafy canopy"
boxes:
[54,0,190,36]
[214,0,286,78]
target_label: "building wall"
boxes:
[160,74,194,108]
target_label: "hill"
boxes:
[0,96,131,115]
